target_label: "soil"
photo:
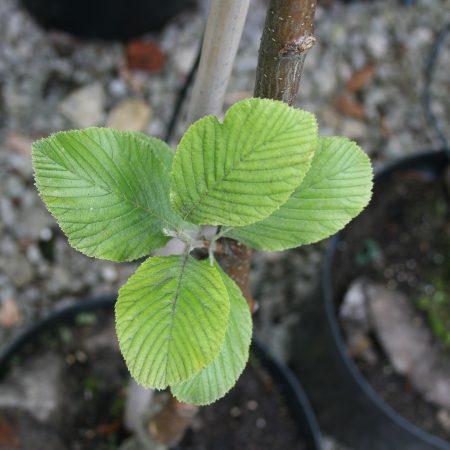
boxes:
[332,161,450,441]
[180,358,306,450]
[1,308,131,450]
[0,308,307,450]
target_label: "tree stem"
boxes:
[254,0,316,105]
[186,0,251,123]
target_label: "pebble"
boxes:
[339,279,377,364]
[0,297,22,328]
[229,406,242,417]
[367,283,431,374]
[1,253,34,287]
[14,207,54,240]
[173,45,198,75]
[367,282,450,411]
[0,352,65,423]
[255,417,266,429]
[47,266,73,294]
[367,33,389,59]
[106,98,152,132]
[59,82,106,128]
[101,265,118,283]
[246,400,258,411]
[437,409,450,433]
[109,78,128,98]
[340,279,369,325]
[340,118,368,140]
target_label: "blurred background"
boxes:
[0,0,449,449]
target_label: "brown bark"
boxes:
[218,239,256,312]
[148,396,199,447]
[254,0,316,104]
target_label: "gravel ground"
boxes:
[0,0,449,449]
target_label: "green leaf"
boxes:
[32,128,188,262]
[171,268,252,405]
[226,136,373,250]
[170,98,317,226]
[115,255,230,389]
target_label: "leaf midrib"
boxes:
[181,121,303,222]
[164,253,190,381]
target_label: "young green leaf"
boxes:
[33,128,187,262]
[226,136,373,250]
[170,98,317,226]
[115,255,230,389]
[171,268,252,405]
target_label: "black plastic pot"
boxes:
[293,149,450,450]
[21,0,188,40]
[0,294,322,450]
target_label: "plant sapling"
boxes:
[32,96,373,405]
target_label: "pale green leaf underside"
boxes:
[171,268,252,405]
[115,256,230,389]
[171,98,317,226]
[226,136,373,250]
[33,128,186,262]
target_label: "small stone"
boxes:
[437,409,450,433]
[60,83,105,128]
[190,416,204,432]
[340,279,369,325]
[0,353,65,423]
[0,298,21,328]
[101,265,118,283]
[0,199,16,228]
[5,131,34,156]
[246,400,258,411]
[313,68,336,96]
[340,278,377,363]
[340,118,367,140]
[229,406,242,417]
[0,253,33,287]
[320,106,340,130]
[83,270,98,287]
[256,418,266,429]
[411,27,434,48]
[108,78,128,97]
[367,283,431,375]
[75,351,87,363]
[367,33,388,59]
[173,45,198,74]
[83,429,96,440]
[106,98,152,132]
[322,435,352,450]
[65,354,76,365]
[47,266,72,294]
